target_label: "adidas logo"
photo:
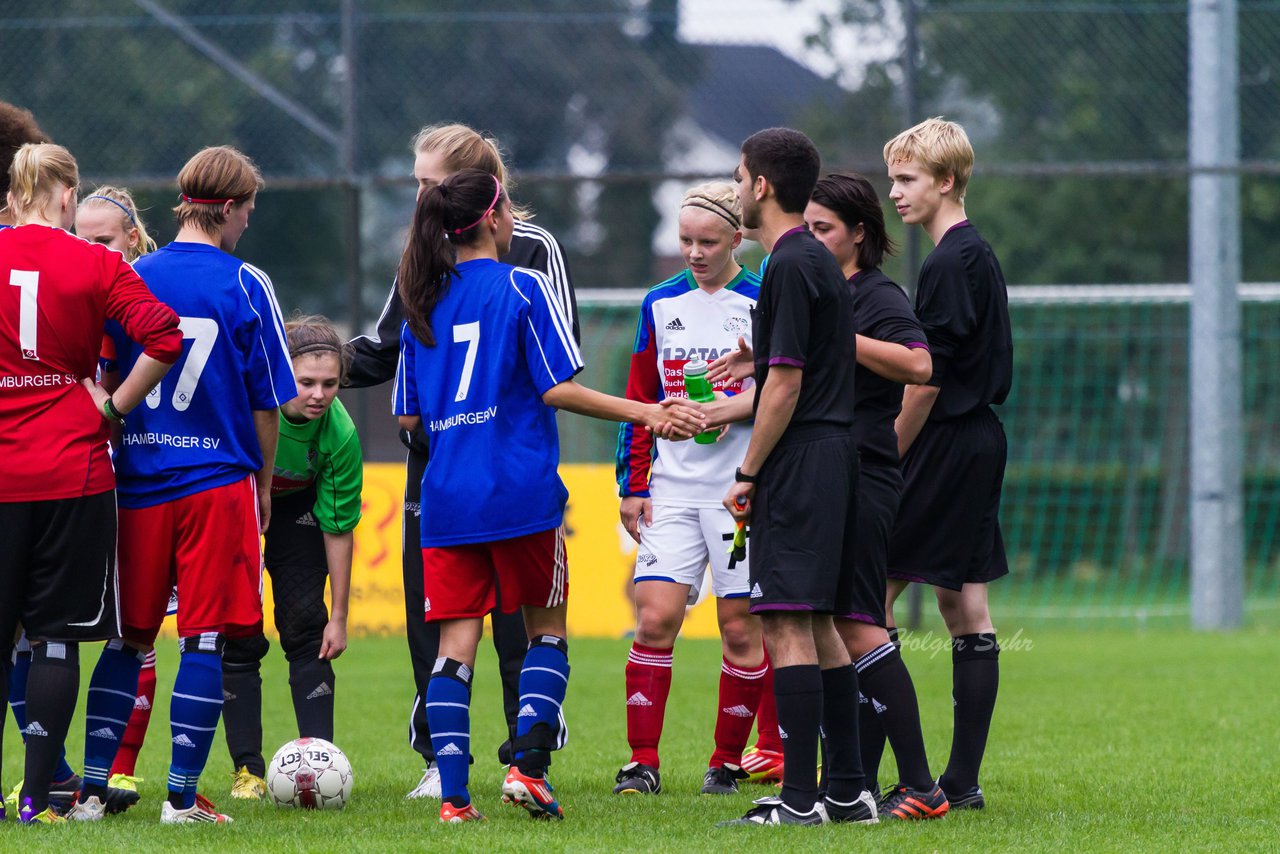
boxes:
[134,695,152,711]
[873,698,887,714]
[722,704,753,718]
[518,703,537,718]
[306,682,333,700]
[424,598,432,613]
[223,689,237,701]
[665,317,685,331]
[858,692,868,704]
[172,734,196,748]
[89,726,119,740]
[297,511,318,527]
[777,726,788,739]
[437,742,464,756]
[23,720,48,737]
[750,583,763,599]
[626,692,653,707]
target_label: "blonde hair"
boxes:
[680,181,742,231]
[285,314,352,385]
[81,185,157,262]
[883,117,974,203]
[7,143,78,223]
[172,146,264,234]
[412,122,531,220]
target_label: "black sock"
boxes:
[855,642,932,791]
[0,656,9,799]
[221,663,265,778]
[289,654,336,742]
[773,664,822,814]
[21,642,80,813]
[939,632,999,795]
[855,628,899,792]
[819,664,864,804]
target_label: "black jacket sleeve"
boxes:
[346,278,404,389]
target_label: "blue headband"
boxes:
[85,195,137,226]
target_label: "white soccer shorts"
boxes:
[632,504,749,603]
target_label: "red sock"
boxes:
[754,652,783,753]
[110,649,157,777]
[710,657,767,767]
[625,642,673,768]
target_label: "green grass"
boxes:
[4,624,1280,852]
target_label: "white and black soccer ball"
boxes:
[267,737,353,810]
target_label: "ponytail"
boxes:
[397,168,506,347]
[7,143,78,224]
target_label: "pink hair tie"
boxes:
[452,175,503,235]
[179,193,237,205]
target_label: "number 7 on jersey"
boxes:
[453,321,480,402]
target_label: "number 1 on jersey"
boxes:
[453,321,480,402]
[8,270,39,360]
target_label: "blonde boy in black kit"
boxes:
[883,118,1014,810]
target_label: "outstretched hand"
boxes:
[641,398,705,440]
[708,336,755,384]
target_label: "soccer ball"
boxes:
[267,737,353,810]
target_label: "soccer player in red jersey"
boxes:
[0,143,181,824]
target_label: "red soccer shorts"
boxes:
[119,475,264,645]
[421,527,568,622]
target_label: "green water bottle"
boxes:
[683,359,719,445]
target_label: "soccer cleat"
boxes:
[18,797,67,824]
[160,795,233,824]
[406,762,442,799]
[229,766,267,800]
[107,773,143,793]
[65,795,107,822]
[820,790,879,824]
[717,795,825,826]
[939,781,985,810]
[612,762,661,795]
[700,763,749,795]
[502,766,564,820]
[877,783,949,820]
[3,782,18,815]
[100,784,142,814]
[439,801,486,823]
[738,745,784,783]
[49,773,84,814]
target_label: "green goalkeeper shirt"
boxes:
[273,397,363,534]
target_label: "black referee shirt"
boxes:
[915,222,1012,421]
[751,226,857,432]
[850,267,928,465]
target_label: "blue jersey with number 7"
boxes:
[394,257,583,547]
[106,242,296,509]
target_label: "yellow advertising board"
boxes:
[240,463,724,640]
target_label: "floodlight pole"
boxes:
[1188,0,1243,629]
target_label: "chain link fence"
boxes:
[4,1,1278,623]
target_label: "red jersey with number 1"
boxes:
[0,224,181,501]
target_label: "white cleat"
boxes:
[65,795,107,821]
[406,762,442,799]
[160,795,233,824]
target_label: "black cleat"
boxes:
[700,763,749,795]
[613,762,661,794]
[101,785,142,814]
[820,790,879,824]
[47,774,83,814]
[878,783,949,819]
[718,796,826,826]
[939,781,985,810]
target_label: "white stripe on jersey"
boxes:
[525,317,560,388]
[513,221,573,325]
[519,268,581,370]
[393,322,412,414]
[509,270,581,380]
[353,276,398,346]
[237,264,296,405]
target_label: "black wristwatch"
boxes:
[734,467,758,484]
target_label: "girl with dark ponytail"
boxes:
[392,168,705,823]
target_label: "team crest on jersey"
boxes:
[723,316,749,334]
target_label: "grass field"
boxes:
[4,622,1279,852]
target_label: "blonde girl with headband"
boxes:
[393,168,702,823]
[75,186,157,262]
[611,182,768,797]
[347,122,580,801]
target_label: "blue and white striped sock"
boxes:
[514,635,569,772]
[426,658,472,807]
[82,640,145,792]
[168,634,224,810]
